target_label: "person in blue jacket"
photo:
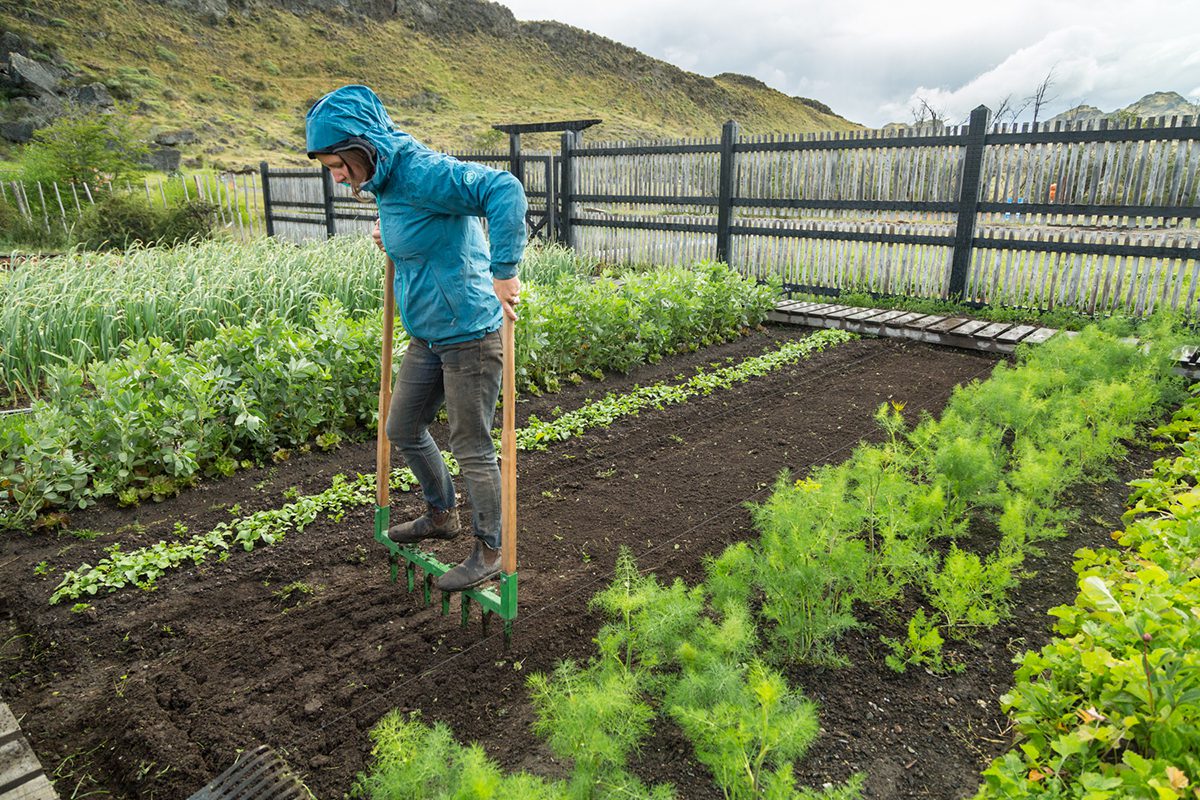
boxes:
[305,85,526,592]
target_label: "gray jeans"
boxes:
[385,330,503,549]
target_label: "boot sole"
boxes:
[386,529,461,546]
[435,567,500,592]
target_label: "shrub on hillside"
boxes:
[19,107,148,187]
[158,199,219,245]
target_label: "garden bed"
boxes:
[0,327,1152,799]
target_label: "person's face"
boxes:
[316,153,364,186]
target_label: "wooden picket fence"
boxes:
[558,108,1200,317]
[2,172,267,241]
[247,107,1200,318]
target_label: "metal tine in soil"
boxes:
[187,744,307,800]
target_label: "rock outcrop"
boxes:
[1,28,113,143]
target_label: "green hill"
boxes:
[1048,91,1200,125]
[1,0,857,171]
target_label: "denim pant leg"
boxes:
[385,338,456,511]
[435,331,503,550]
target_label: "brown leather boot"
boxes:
[387,504,460,545]
[434,540,501,592]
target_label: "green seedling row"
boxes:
[47,331,852,603]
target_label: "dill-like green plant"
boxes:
[590,546,705,679]
[353,711,565,800]
[527,660,665,798]
[668,657,819,800]
[926,545,1018,637]
[752,470,867,666]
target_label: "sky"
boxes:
[498,0,1200,127]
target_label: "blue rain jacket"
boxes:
[306,85,527,345]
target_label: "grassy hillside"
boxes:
[2,0,858,170]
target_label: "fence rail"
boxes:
[261,151,558,244]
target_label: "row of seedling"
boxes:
[48,331,854,604]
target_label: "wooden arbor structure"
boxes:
[492,119,601,241]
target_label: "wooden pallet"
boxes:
[1,703,57,800]
[768,301,1200,377]
[768,301,1059,354]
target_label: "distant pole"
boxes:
[544,154,557,242]
[321,165,337,238]
[948,105,991,300]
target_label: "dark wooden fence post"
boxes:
[320,166,337,238]
[259,161,275,238]
[948,105,991,299]
[716,119,739,264]
[544,155,557,243]
[507,132,524,184]
[559,132,576,250]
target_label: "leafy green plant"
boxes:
[976,373,1200,799]
[882,609,961,675]
[528,660,666,797]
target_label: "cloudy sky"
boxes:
[499,0,1200,127]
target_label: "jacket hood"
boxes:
[306,85,414,194]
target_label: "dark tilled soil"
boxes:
[0,327,1154,800]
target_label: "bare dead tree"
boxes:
[993,93,1031,125]
[1026,67,1059,126]
[910,96,947,130]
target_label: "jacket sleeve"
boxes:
[412,154,528,280]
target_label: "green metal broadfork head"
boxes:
[374,519,517,647]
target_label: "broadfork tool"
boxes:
[373,256,518,645]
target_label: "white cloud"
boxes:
[500,0,1200,127]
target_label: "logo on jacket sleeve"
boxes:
[464,171,478,184]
